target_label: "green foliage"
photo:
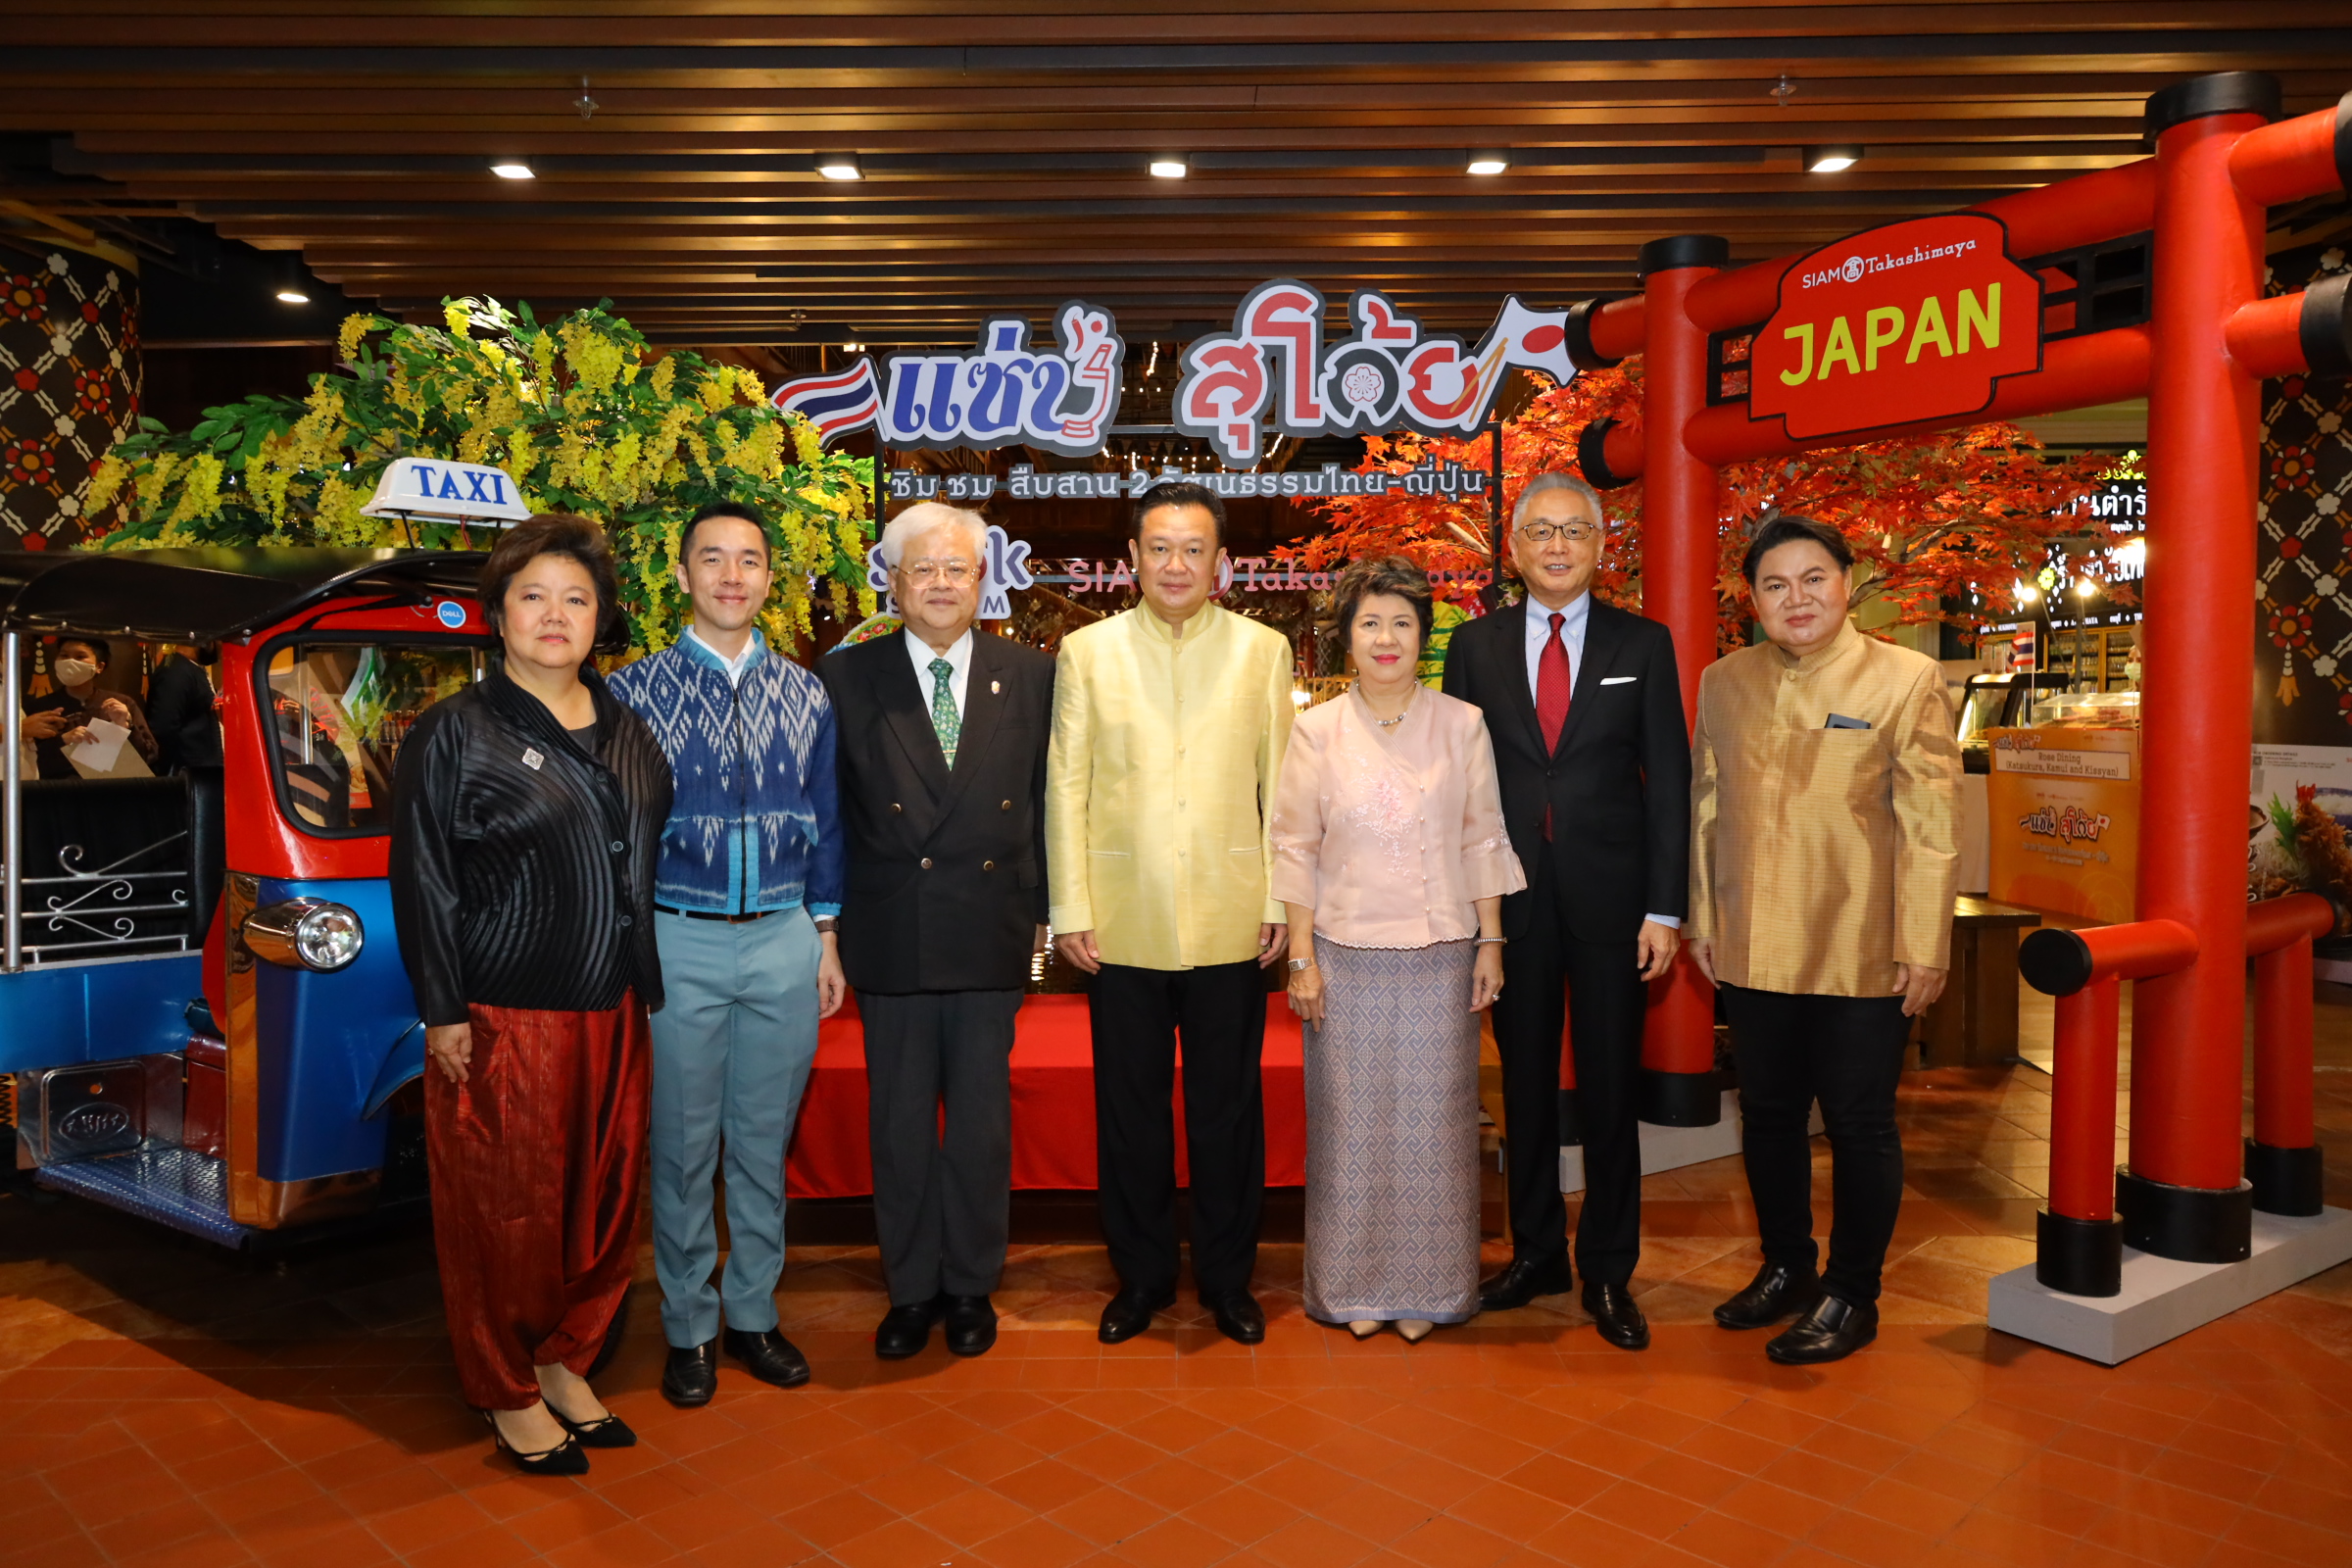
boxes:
[84,297,876,654]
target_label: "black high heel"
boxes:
[550,1406,637,1448]
[478,1408,590,1475]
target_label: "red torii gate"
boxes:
[1556,72,2351,1295]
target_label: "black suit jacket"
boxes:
[1442,596,1691,944]
[820,628,1055,995]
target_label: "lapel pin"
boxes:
[521,747,544,771]
[991,680,1001,695]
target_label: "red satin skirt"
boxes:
[424,993,651,1410]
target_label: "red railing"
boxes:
[2018,893,2332,1296]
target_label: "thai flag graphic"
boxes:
[771,358,881,445]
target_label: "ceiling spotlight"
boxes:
[1150,157,1189,179]
[275,287,310,305]
[842,341,863,354]
[490,161,535,179]
[1466,153,1510,175]
[1803,145,1862,173]
[817,155,862,181]
[274,257,310,305]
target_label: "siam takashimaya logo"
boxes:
[2019,805,2112,845]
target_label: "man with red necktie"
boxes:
[1442,471,1690,1349]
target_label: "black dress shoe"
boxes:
[722,1327,811,1389]
[1099,1286,1176,1345]
[480,1410,590,1476]
[1582,1282,1651,1350]
[1714,1262,1825,1331]
[944,1296,999,1357]
[1766,1295,1878,1365]
[1478,1256,1576,1312]
[550,1407,637,1448]
[1202,1290,1265,1346]
[661,1340,717,1407]
[875,1295,947,1360]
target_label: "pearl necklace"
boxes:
[1364,686,1415,728]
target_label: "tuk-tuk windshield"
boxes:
[266,642,480,834]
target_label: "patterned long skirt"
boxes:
[1302,938,1482,1325]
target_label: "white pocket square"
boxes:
[1599,675,1638,685]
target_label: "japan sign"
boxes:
[1749,214,2042,440]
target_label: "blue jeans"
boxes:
[648,907,820,1347]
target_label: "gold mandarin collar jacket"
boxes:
[1046,602,1297,970]
[1688,619,1961,998]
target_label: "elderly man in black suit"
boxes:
[1442,471,1690,1350]
[820,501,1054,1361]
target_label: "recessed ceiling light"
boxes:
[1466,153,1510,175]
[817,155,862,180]
[1150,157,1189,179]
[490,161,534,179]
[274,288,310,304]
[1803,145,1861,173]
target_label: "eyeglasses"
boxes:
[1516,521,1601,544]
[901,560,978,583]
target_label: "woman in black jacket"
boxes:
[391,514,672,1476]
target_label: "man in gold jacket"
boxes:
[1048,480,1296,1347]
[1689,514,1960,1366]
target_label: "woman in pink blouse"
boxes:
[1272,557,1527,1341]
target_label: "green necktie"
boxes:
[929,657,959,768]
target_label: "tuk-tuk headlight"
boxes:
[243,898,365,973]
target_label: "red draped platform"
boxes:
[784,993,1306,1199]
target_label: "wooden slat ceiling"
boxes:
[4,3,2349,345]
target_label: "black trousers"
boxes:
[1720,984,1911,1304]
[859,988,1022,1306]
[1091,960,1267,1298]
[1491,844,1646,1288]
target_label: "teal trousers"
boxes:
[648,907,820,1348]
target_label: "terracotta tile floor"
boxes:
[8,984,2352,1568]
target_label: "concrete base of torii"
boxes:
[1987,1206,2352,1364]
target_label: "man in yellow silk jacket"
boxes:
[1047,480,1296,1348]
[1688,514,1960,1367]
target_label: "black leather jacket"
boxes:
[390,660,673,1027]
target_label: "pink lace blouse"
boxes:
[1269,685,1526,948]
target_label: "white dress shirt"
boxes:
[686,624,763,686]
[1518,591,1679,931]
[905,625,973,719]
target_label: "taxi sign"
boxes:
[359,458,533,524]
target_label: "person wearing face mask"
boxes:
[819,502,1055,1361]
[606,503,847,1409]
[389,514,672,1475]
[1688,513,1960,1365]
[20,636,159,779]
[1271,556,1522,1344]
[1047,480,1296,1348]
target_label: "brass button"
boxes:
[983,860,996,872]
[891,802,904,813]
[920,858,933,869]
[1001,799,1011,810]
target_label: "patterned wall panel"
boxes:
[2255,240,2352,745]
[0,246,140,552]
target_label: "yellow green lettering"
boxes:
[1906,297,1953,363]
[1958,284,2001,354]
[1779,322,1815,385]
[1816,315,1861,379]
[1864,307,1905,372]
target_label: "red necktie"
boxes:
[1537,612,1571,839]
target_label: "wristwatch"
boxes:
[1288,957,1315,973]
[812,916,838,934]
